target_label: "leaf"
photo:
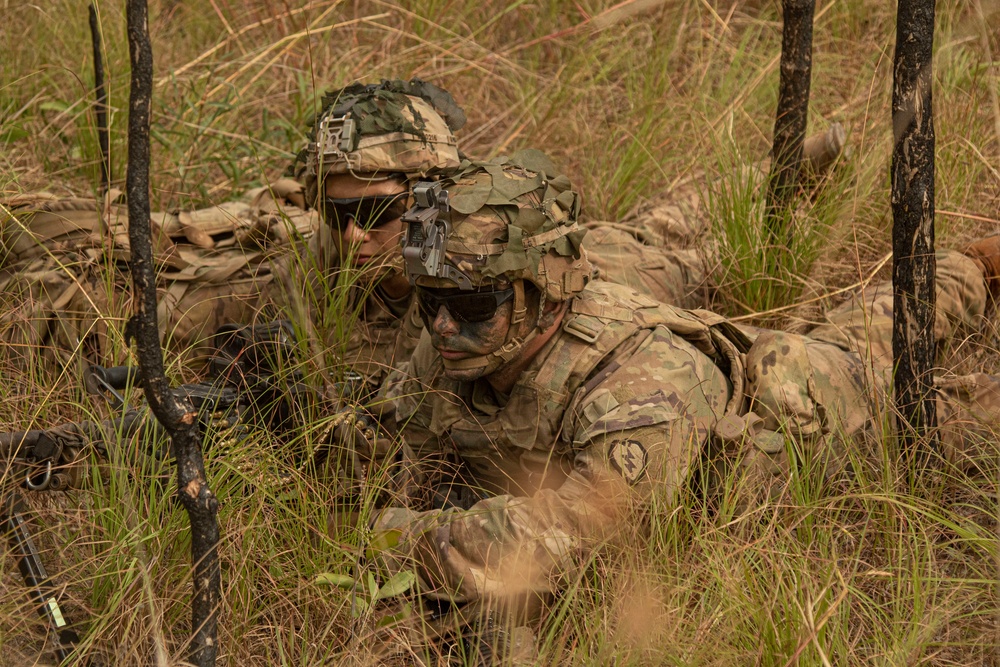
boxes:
[313,572,356,589]
[510,148,558,177]
[449,186,491,215]
[367,528,401,558]
[39,100,69,113]
[374,571,416,601]
[350,602,366,619]
[376,601,413,628]
[0,126,28,143]
[365,571,379,601]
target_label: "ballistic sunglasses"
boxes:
[322,193,409,232]
[416,286,516,324]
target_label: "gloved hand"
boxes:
[330,405,394,465]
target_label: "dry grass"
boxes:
[2,0,999,665]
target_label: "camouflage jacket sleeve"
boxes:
[374,324,731,604]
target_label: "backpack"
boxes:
[0,180,317,370]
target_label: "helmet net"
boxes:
[291,79,465,208]
[401,151,594,375]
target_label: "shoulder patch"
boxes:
[608,439,648,484]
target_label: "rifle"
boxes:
[1,403,150,661]
[3,490,82,662]
[0,319,327,662]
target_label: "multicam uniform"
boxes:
[531,148,716,311]
[583,222,712,310]
[383,280,744,603]
[745,248,997,478]
[375,160,1000,606]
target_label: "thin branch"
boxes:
[125,1,221,664]
[891,0,938,457]
[89,3,110,194]
[765,0,815,246]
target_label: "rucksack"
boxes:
[0,180,317,371]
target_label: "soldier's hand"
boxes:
[330,406,392,464]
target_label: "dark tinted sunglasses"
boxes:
[416,287,515,324]
[322,193,409,231]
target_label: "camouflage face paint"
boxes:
[426,296,517,382]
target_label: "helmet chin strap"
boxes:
[440,279,543,377]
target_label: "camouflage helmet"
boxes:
[401,150,592,302]
[292,79,466,207]
[400,151,592,377]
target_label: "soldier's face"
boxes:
[324,173,408,269]
[419,280,526,382]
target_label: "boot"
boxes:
[802,122,847,177]
[963,235,1000,305]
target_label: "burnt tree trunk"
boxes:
[891,0,938,454]
[125,1,221,665]
[88,3,110,195]
[765,0,815,246]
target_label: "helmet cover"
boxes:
[291,79,466,207]
[401,150,592,302]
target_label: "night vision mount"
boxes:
[308,113,358,174]
[401,181,474,289]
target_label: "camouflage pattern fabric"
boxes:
[583,171,717,310]
[374,252,999,605]
[377,280,746,604]
[805,250,987,377]
[0,182,315,368]
[612,174,708,250]
[742,249,996,481]
[405,152,591,298]
[291,79,464,208]
[583,225,713,310]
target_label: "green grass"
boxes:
[2,0,1000,665]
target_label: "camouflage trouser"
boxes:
[742,249,997,479]
[586,176,717,310]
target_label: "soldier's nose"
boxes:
[432,306,460,336]
[341,217,368,243]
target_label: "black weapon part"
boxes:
[1,410,150,490]
[209,319,298,382]
[84,364,140,410]
[3,491,81,662]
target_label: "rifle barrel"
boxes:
[3,491,81,661]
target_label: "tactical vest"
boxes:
[0,183,317,368]
[422,281,750,496]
